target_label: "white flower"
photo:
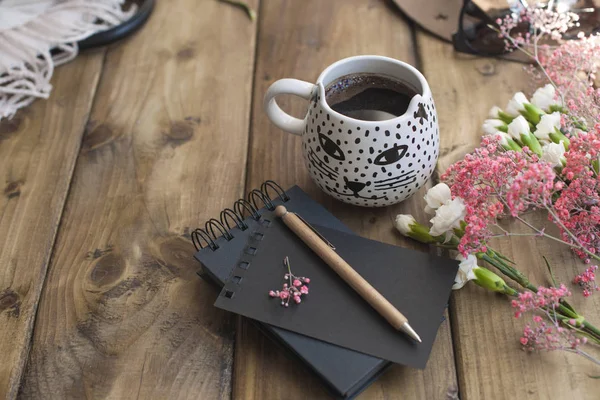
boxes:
[488,106,502,119]
[531,84,562,111]
[424,183,452,214]
[505,92,528,117]
[429,197,466,236]
[394,214,416,236]
[534,112,561,142]
[507,115,530,140]
[541,142,566,167]
[453,254,478,290]
[482,119,506,136]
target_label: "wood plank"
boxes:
[236,0,457,398]
[417,29,600,399]
[0,51,105,399]
[19,0,258,398]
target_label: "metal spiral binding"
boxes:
[191,228,218,251]
[206,219,234,241]
[248,189,275,211]
[220,208,248,231]
[261,180,290,202]
[234,199,261,221]
[191,180,289,251]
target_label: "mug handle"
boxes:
[264,79,316,136]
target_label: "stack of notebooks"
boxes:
[193,181,458,399]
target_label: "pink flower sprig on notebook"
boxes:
[269,256,310,307]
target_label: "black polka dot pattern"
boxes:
[302,93,439,207]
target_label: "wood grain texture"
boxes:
[19,0,258,398]
[0,51,105,399]
[236,0,457,398]
[416,31,600,399]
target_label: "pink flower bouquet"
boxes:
[396,4,600,367]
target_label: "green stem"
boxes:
[583,320,600,340]
[485,252,538,292]
[485,253,600,341]
[435,243,461,249]
[480,253,519,282]
[556,304,579,319]
[563,323,600,345]
[427,234,600,342]
[489,253,600,338]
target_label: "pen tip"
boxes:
[402,322,422,343]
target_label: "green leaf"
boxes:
[587,375,600,379]
[481,253,519,282]
[592,159,600,175]
[560,299,577,314]
[543,256,558,287]
[219,0,257,21]
[495,251,517,265]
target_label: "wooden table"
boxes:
[1,0,598,398]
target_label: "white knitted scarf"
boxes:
[0,0,136,120]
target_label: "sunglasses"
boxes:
[452,0,600,61]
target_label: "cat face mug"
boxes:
[264,55,439,207]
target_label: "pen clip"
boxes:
[293,212,336,250]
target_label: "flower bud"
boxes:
[394,214,416,236]
[473,267,518,295]
[394,214,436,244]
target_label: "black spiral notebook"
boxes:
[192,182,390,399]
[214,215,458,367]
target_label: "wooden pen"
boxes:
[275,205,421,343]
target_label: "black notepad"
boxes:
[193,184,390,399]
[214,215,458,367]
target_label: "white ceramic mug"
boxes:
[264,55,439,207]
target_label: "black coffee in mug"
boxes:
[324,73,417,121]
